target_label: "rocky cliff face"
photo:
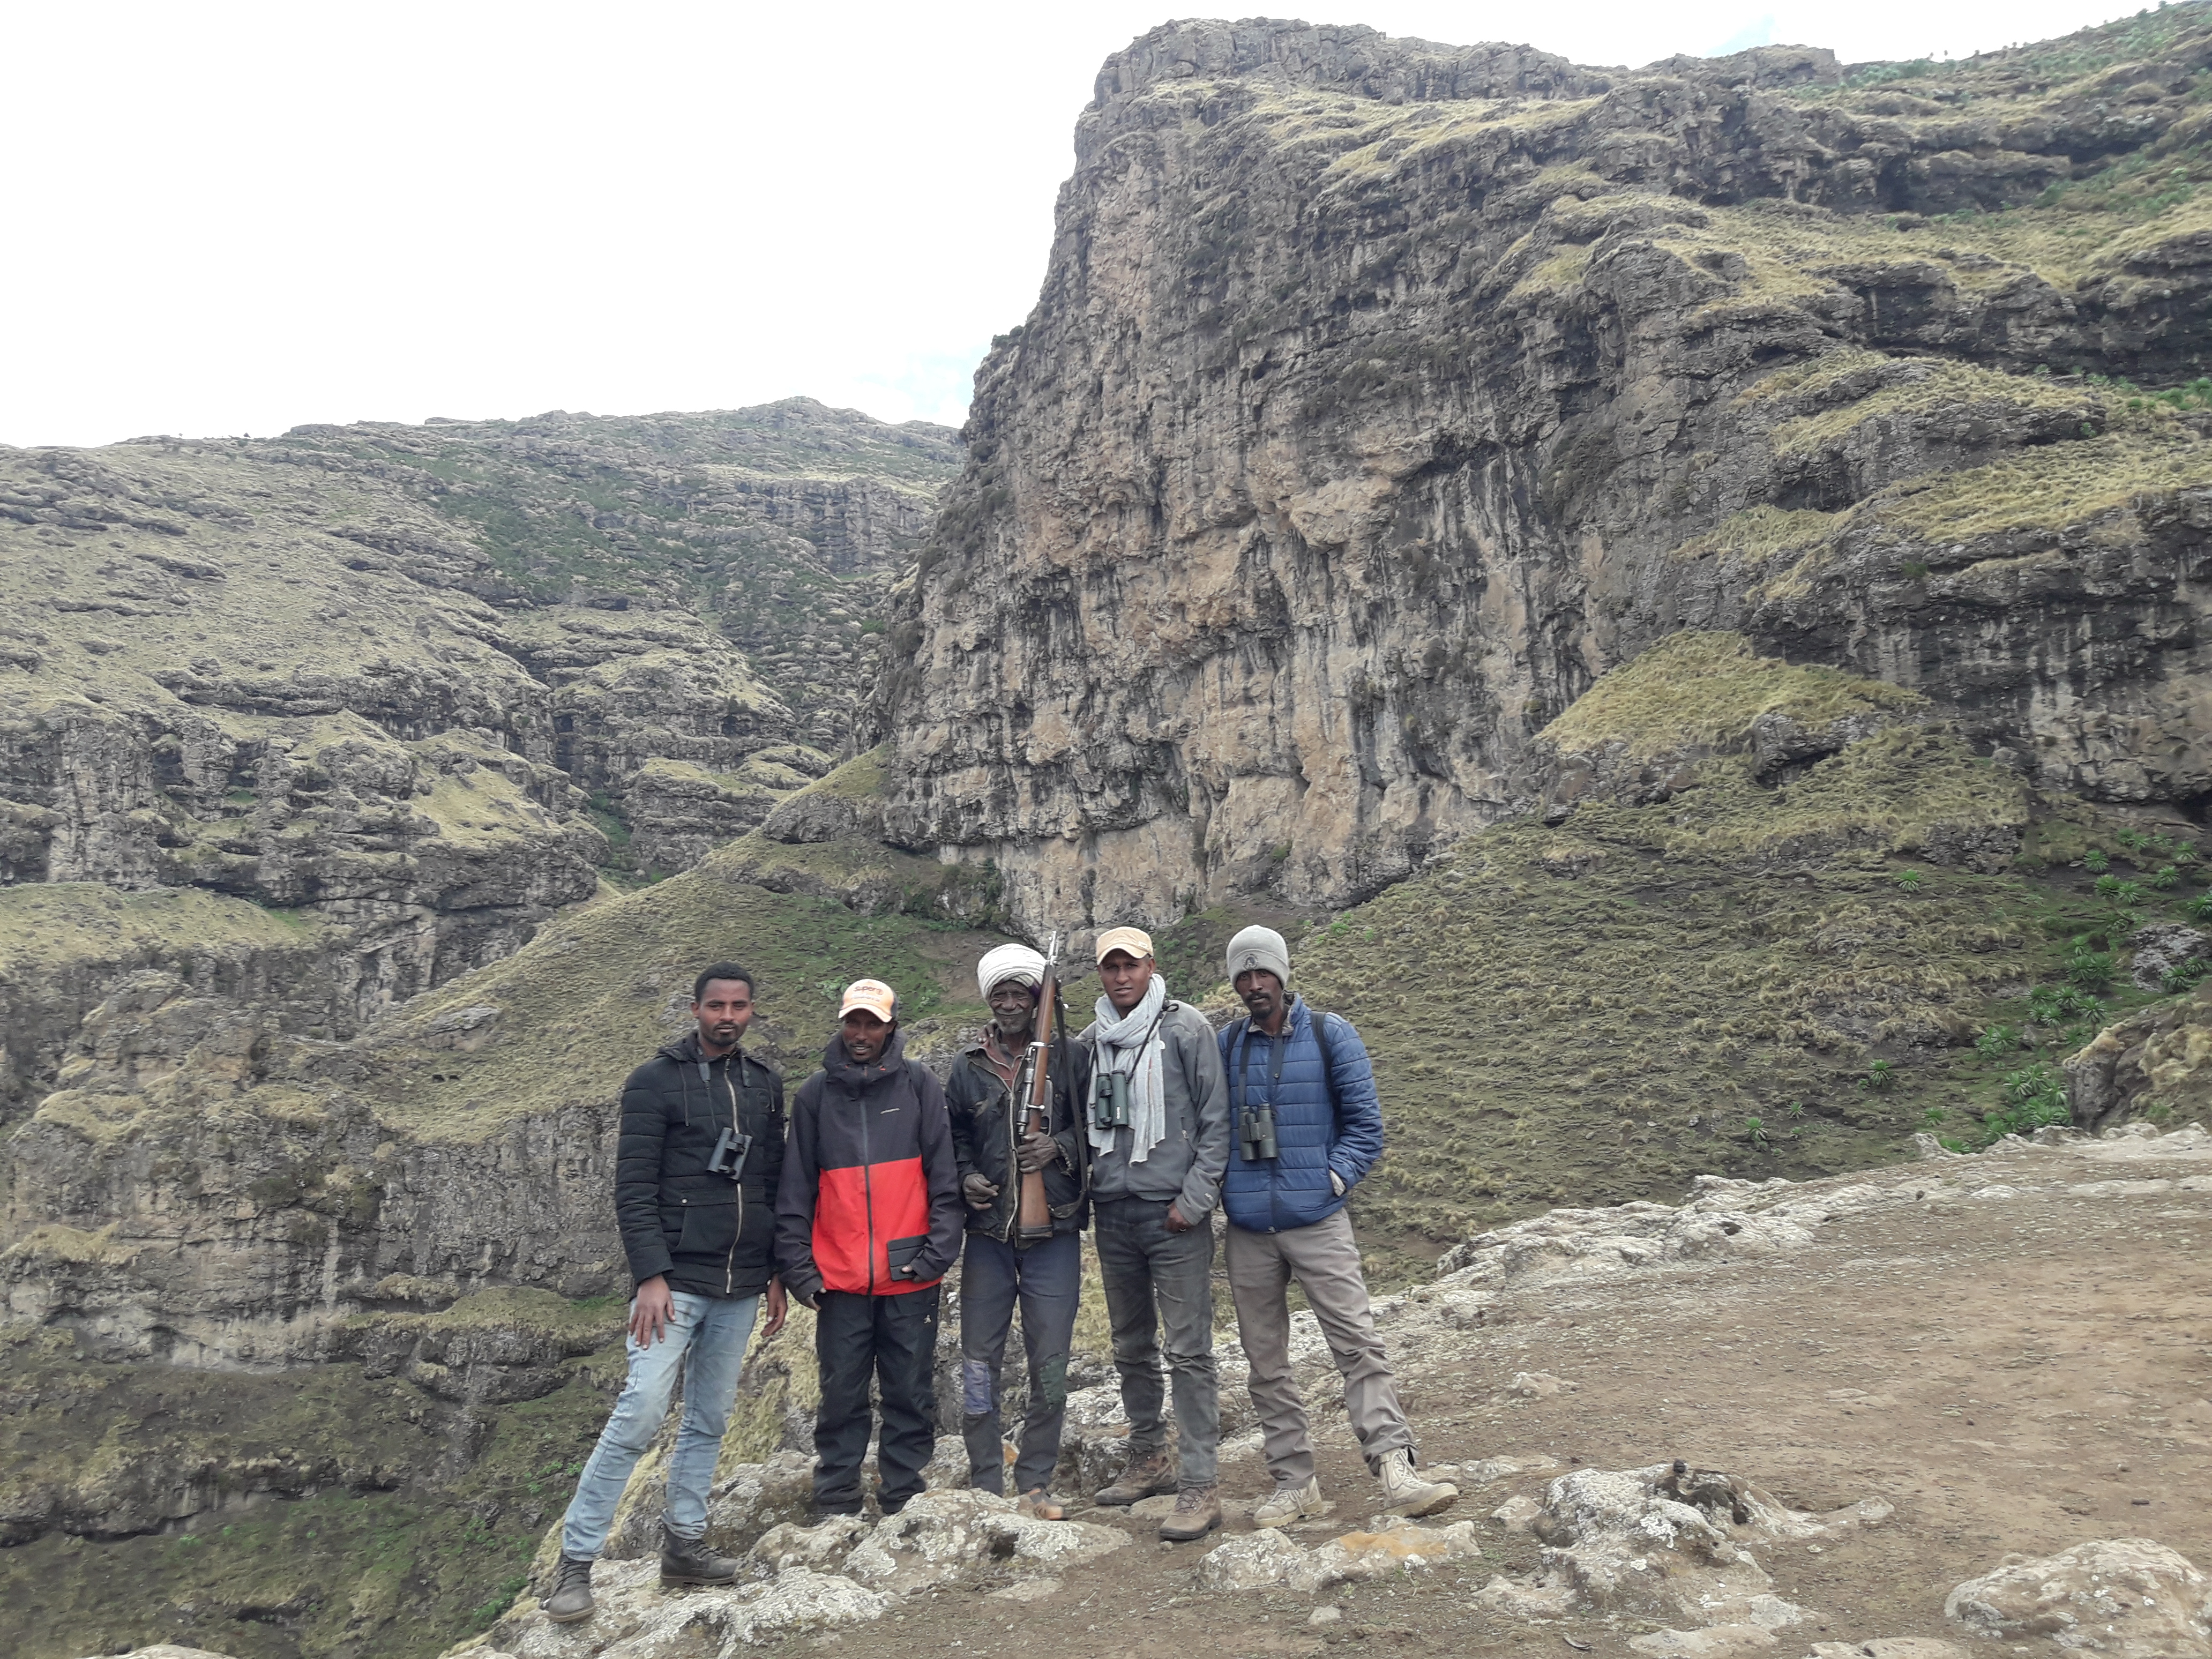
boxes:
[881,9,2212,930]
[0,402,957,1109]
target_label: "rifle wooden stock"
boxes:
[1015,958,1058,1243]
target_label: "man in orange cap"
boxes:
[776,978,964,1517]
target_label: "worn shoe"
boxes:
[1094,1447,1176,1506]
[1017,1487,1067,1521]
[1158,1483,1223,1541]
[1252,1475,1325,1529]
[660,1523,742,1587]
[1376,1448,1458,1518]
[544,1554,595,1624]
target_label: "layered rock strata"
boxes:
[881,12,2212,928]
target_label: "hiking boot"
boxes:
[1376,1448,1458,1518]
[1094,1447,1176,1506]
[545,1554,595,1624]
[1159,1484,1222,1541]
[1017,1487,1067,1521]
[1252,1475,1324,1529]
[660,1523,741,1587]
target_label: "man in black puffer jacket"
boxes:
[544,962,788,1625]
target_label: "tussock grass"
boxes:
[1668,506,1840,564]
[358,831,994,1140]
[0,883,323,977]
[1296,645,2123,1269]
[1541,631,1923,759]
[1876,427,2212,539]
[1766,361,2094,459]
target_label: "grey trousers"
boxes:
[1094,1196,1219,1488]
[960,1229,1081,1496]
[1225,1207,1414,1486]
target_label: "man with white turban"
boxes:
[943,939,1092,1518]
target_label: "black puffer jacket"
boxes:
[615,1033,786,1299]
[946,1027,1090,1243]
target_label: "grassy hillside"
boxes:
[1296,636,2200,1272]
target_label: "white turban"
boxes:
[977,943,1048,1000]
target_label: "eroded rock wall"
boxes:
[880,17,2212,929]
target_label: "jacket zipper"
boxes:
[724,1058,742,1296]
[860,1074,876,1294]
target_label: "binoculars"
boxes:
[707,1126,753,1182]
[1238,1102,1280,1162]
[1092,1070,1131,1130]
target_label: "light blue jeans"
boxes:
[560,1289,759,1560]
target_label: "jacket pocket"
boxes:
[885,1234,926,1277]
[673,1198,739,1260]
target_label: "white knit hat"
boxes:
[976,942,1047,1000]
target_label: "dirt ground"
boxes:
[776,1137,2212,1659]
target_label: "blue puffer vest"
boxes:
[1217,997,1384,1234]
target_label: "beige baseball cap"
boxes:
[838,978,898,1022]
[1094,926,1154,964]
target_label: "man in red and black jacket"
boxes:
[776,977,963,1516]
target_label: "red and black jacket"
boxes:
[775,1029,963,1302]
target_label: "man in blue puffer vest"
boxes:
[1218,925,1459,1527]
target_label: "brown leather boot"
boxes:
[1158,1484,1222,1541]
[1094,1447,1176,1506]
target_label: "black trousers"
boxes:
[813,1286,940,1513]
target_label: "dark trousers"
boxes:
[959,1229,1082,1496]
[1094,1196,1219,1487]
[812,1286,940,1514]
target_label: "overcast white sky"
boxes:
[0,0,2151,447]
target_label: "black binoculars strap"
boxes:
[1231,1023,1291,1122]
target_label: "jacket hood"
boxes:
[823,1026,907,1088]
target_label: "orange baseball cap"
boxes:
[838,978,898,1022]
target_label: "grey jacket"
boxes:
[1078,999,1230,1219]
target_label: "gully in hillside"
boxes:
[546,963,790,1626]
[947,938,1094,1521]
[775,978,966,1519]
[1219,925,1458,1526]
[1080,925,1234,1542]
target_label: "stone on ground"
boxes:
[844,1489,1126,1594]
[1944,1538,2212,1656]
[1475,1463,1818,1628]
[482,1559,888,1658]
[1197,1519,1482,1594]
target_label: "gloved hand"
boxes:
[963,1172,1000,1209]
[1016,1132,1060,1174]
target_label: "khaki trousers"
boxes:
[1225,1207,1414,1486]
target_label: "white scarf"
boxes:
[1089,974,1169,1165]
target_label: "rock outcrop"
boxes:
[880,13,2212,929]
[1946,1538,2212,1656]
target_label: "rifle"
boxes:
[1014,931,1062,1243]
